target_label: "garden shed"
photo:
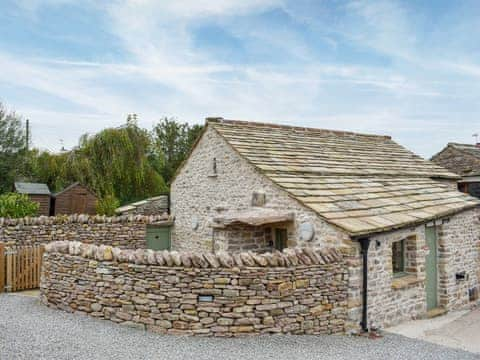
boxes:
[171,118,480,331]
[53,182,97,215]
[14,182,51,216]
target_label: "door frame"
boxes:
[146,225,171,251]
[425,223,439,310]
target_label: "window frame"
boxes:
[274,228,288,251]
[392,239,407,278]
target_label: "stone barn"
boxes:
[14,182,51,216]
[432,142,480,198]
[52,182,97,215]
[171,118,480,331]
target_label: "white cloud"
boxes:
[2,0,480,158]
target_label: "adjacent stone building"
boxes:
[432,142,480,198]
[171,118,480,331]
[116,195,169,216]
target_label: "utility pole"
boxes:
[25,119,30,151]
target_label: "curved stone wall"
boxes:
[0,214,169,248]
[40,242,348,336]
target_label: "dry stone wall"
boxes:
[40,241,348,336]
[0,215,169,249]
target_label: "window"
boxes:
[208,157,218,177]
[212,157,217,175]
[392,239,405,276]
[274,228,287,251]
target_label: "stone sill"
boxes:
[391,274,422,290]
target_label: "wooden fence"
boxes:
[0,243,44,293]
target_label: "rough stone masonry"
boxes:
[40,241,348,336]
[0,214,168,248]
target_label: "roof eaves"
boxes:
[347,201,480,238]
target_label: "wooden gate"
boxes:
[0,243,44,293]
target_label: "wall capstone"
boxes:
[0,214,170,248]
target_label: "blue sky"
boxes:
[1,0,479,157]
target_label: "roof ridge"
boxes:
[449,142,479,148]
[207,118,392,140]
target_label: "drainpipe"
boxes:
[359,237,371,332]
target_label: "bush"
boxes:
[0,193,39,218]
[96,194,120,216]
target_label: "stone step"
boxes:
[427,307,447,319]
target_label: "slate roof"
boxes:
[14,182,51,195]
[115,195,169,214]
[209,119,479,236]
[449,143,480,156]
[432,143,480,177]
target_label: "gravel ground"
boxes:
[1,294,478,360]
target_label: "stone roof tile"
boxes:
[210,119,480,236]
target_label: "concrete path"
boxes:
[387,308,480,354]
[1,293,478,360]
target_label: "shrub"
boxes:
[0,193,39,218]
[96,194,120,216]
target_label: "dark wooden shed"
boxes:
[14,182,51,216]
[53,182,97,215]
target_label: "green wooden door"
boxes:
[425,225,438,310]
[146,226,171,251]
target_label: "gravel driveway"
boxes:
[1,293,478,360]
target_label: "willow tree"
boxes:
[64,121,167,204]
[23,116,201,204]
[27,149,69,192]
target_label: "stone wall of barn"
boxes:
[0,215,168,249]
[346,207,480,331]
[346,225,427,331]
[171,126,349,252]
[437,207,480,309]
[213,224,275,253]
[40,242,348,336]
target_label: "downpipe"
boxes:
[359,237,371,332]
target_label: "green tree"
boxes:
[27,149,69,192]
[0,193,39,218]
[64,120,167,204]
[21,115,202,206]
[0,103,27,193]
[96,194,120,216]
[152,117,203,184]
